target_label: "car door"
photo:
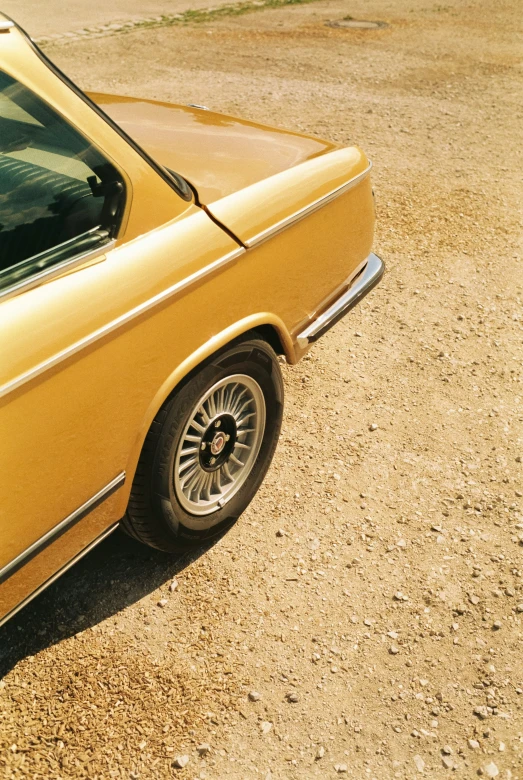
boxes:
[0,59,240,623]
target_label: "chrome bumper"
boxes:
[297,252,384,348]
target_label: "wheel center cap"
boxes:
[210,432,226,455]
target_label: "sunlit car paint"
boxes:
[0,13,381,626]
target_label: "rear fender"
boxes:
[207,146,371,246]
[116,313,293,515]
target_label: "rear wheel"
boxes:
[122,335,284,551]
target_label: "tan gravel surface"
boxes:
[1,0,522,778]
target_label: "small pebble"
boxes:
[389,645,400,655]
[334,764,348,774]
[315,746,325,760]
[413,754,425,772]
[492,620,502,630]
[173,755,190,769]
[474,705,489,720]
[468,739,480,749]
[442,745,452,755]
[169,579,178,592]
[484,762,499,778]
[369,423,378,431]
[442,755,454,769]
[248,691,261,702]
[157,598,168,608]
[261,721,272,734]
[197,744,211,756]
[286,692,299,703]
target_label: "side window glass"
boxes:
[0,71,125,291]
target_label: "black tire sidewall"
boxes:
[151,339,283,542]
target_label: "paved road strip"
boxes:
[32,0,324,45]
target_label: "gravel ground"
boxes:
[1,0,522,778]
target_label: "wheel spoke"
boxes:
[190,472,206,498]
[236,427,255,437]
[234,442,250,450]
[217,386,225,414]
[201,473,213,502]
[181,463,198,487]
[224,383,239,411]
[180,446,198,457]
[200,404,210,426]
[190,419,205,434]
[221,462,233,483]
[237,412,256,426]
[229,453,244,467]
[208,393,217,418]
[230,388,248,416]
[184,434,201,443]
[179,457,197,475]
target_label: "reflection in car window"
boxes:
[0,71,124,291]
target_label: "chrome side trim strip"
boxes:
[0,20,15,31]
[297,252,384,347]
[0,246,245,400]
[0,522,119,629]
[245,161,372,248]
[0,472,125,586]
[0,238,115,305]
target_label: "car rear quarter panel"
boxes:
[0,99,374,622]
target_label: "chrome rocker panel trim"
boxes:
[296,252,384,347]
[0,522,120,629]
[0,472,125,587]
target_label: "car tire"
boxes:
[122,334,284,551]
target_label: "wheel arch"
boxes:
[114,313,294,515]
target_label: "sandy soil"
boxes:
[1,0,522,778]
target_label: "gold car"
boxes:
[0,14,383,627]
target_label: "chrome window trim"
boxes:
[0,521,120,629]
[0,472,125,586]
[245,161,372,248]
[0,246,245,400]
[0,236,115,304]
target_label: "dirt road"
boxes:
[1,0,522,778]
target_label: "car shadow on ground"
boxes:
[0,527,215,679]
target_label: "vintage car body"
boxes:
[0,14,383,627]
